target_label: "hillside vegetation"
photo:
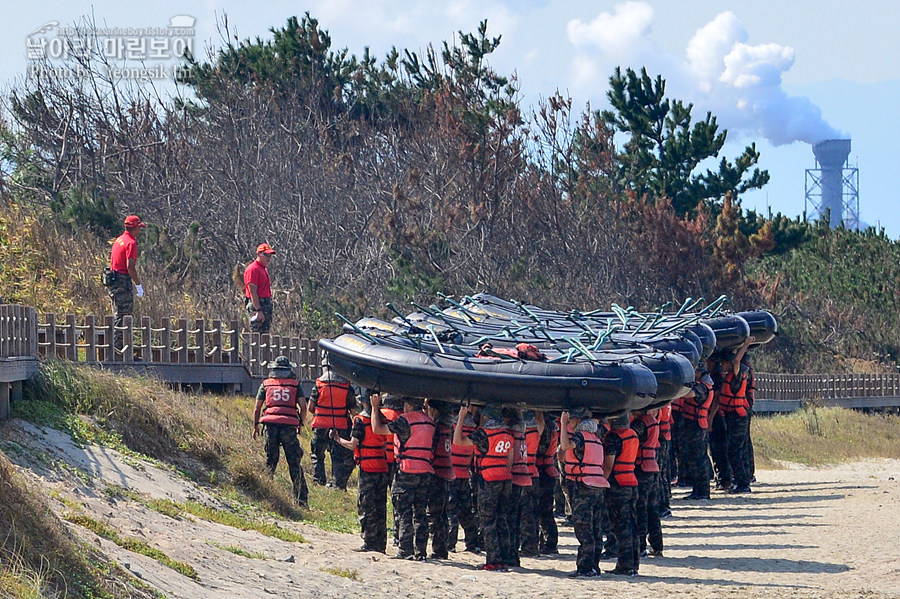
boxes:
[1,13,898,374]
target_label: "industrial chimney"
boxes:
[805,138,859,229]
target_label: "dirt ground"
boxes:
[3,418,899,599]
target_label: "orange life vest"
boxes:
[608,427,639,487]
[634,413,660,473]
[259,378,301,427]
[658,405,672,441]
[433,422,455,481]
[395,411,435,474]
[563,430,609,488]
[476,427,513,482]
[312,378,351,430]
[525,425,540,477]
[380,407,402,464]
[511,428,532,487]
[671,394,684,412]
[681,379,714,428]
[536,427,560,478]
[451,421,476,479]
[719,370,750,417]
[353,413,388,473]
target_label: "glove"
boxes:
[135,284,144,298]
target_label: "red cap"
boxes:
[124,215,147,229]
[256,243,276,255]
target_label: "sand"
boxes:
[2,418,898,599]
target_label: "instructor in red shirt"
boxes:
[106,215,146,352]
[244,243,276,334]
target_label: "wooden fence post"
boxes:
[85,315,97,363]
[159,317,171,363]
[177,319,188,364]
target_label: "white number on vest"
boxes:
[270,388,292,402]
[494,440,511,454]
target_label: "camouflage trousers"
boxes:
[477,478,512,566]
[518,479,540,555]
[391,471,431,558]
[504,484,524,565]
[448,477,480,551]
[724,411,752,488]
[536,472,559,552]
[246,296,273,334]
[606,484,639,572]
[427,476,450,558]
[658,438,672,510]
[107,273,133,352]
[571,482,604,574]
[672,411,689,484]
[681,419,711,497]
[635,470,663,553]
[264,423,308,505]
[709,413,731,487]
[358,470,389,552]
[310,427,355,489]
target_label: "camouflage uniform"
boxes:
[106,273,134,351]
[427,475,449,558]
[358,470,389,552]
[350,411,388,552]
[682,419,711,498]
[246,296,274,334]
[604,428,640,574]
[309,372,357,489]
[448,478,480,551]
[535,420,559,553]
[632,418,663,555]
[264,423,309,506]
[468,425,513,568]
[388,411,434,559]
[571,482,604,573]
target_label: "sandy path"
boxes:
[3,419,898,599]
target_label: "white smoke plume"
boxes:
[567,2,847,145]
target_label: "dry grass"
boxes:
[19,360,362,534]
[752,406,900,468]
[0,452,158,599]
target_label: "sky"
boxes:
[2,0,899,237]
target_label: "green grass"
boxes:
[206,541,267,559]
[64,512,199,580]
[321,566,361,581]
[752,407,900,468]
[104,485,307,543]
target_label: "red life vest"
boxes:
[259,378,301,427]
[353,413,388,473]
[525,425,540,477]
[476,427,513,482]
[536,428,560,478]
[563,431,609,488]
[658,405,672,441]
[511,428,532,487]
[634,413,660,473]
[682,379,714,429]
[433,422,455,481]
[380,407,402,464]
[451,421,476,479]
[671,394,684,412]
[395,411,435,474]
[608,427,639,487]
[312,378,351,430]
[719,370,750,417]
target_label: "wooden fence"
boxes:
[35,313,323,380]
[0,305,41,419]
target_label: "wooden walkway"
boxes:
[2,304,900,420]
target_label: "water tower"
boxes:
[804,139,859,229]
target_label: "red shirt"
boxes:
[110,231,138,274]
[244,259,272,298]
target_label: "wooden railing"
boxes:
[35,313,322,380]
[755,372,900,401]
[0,305,39,359]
